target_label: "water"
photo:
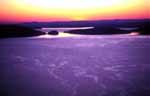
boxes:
[0,35,150,96]
[118,27,139,31]
[37,27,94,32]
[34,32,80,38]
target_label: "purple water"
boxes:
[37,27,94,32]
[0,35,150,96]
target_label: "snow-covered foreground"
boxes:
[0,35,150,96]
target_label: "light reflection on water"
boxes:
[39,27,94,32]
[33,32,149,39]
[35,32,79,38]
[34,27,144,39]
[34,27,94,38]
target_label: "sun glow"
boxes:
[0,0,149,22]
[14,0,136,12]
[17,0,127,9]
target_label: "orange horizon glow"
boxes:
[0,0,149,22]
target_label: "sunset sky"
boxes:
[0,0,149,23]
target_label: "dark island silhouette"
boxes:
[64,26,128,35]
[48,30,59,35]
[0,24,45,38]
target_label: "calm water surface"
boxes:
[0,35,150,96]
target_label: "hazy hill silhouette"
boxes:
[0,24,45,38]
[21,19,149,28]
[21,19,150,35]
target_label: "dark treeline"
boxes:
[64,22,149,35]
[0,24,45,38]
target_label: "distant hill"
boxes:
[20,19,150,28]
[20,19,150,35]
[0,24,45,38]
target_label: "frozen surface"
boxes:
[0,35,150,96]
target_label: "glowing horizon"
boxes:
[0,0,149,22]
